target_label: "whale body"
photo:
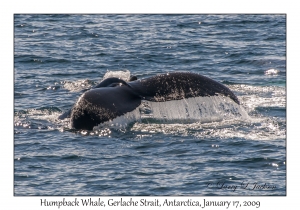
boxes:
[60,72,240,130]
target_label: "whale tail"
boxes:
[64,72,241,130]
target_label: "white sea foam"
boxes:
[130,115,285,141]
[102,70,131,81]
[62,79,94,92]
[228,84,286,111]
[62,70,131,92]
[264,68,280,75]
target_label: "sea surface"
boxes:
[14,14,286,196]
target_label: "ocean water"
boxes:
[14,14,286,196]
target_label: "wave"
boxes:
[14,54,71,64]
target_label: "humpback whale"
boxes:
[59,72,240,130]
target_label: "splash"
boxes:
[102,70,131,81]
[228,84,286,112]
[140,96,249,123]
[264,68,280,75]
[14,108,66,130]
[94,95,249,131]
[62,70,131,92]
[62,79,94,92]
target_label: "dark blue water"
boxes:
[14,14,286,196]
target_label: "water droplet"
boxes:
[81,130,88,135]
[264,69,280,75]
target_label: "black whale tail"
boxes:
[68,72,241,130]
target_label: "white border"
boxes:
[3,1,297,209]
